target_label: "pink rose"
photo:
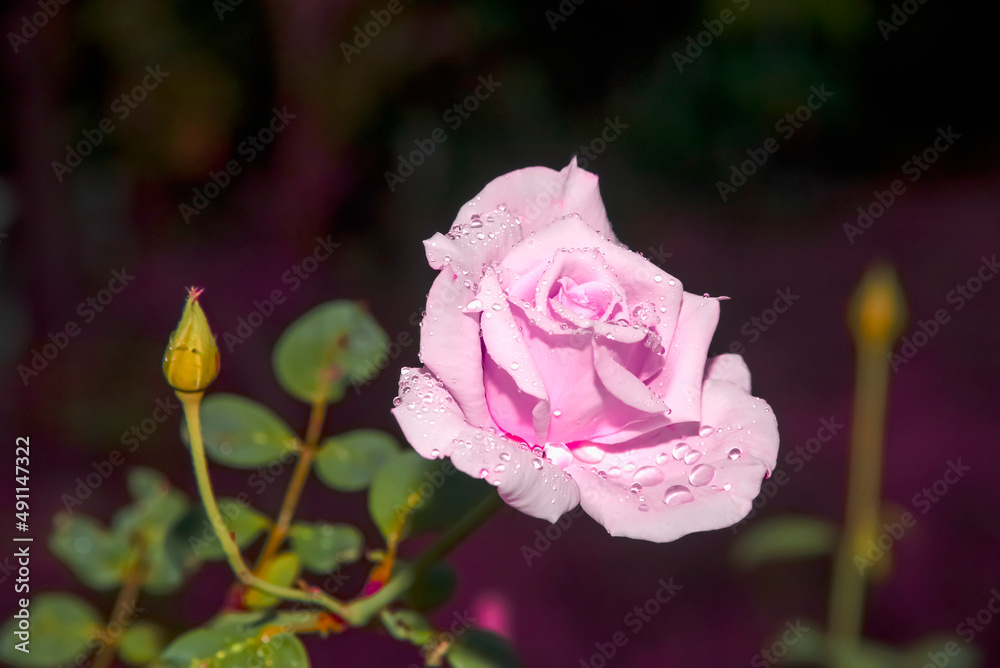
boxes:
[392,160,778,542]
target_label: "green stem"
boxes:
[91,539,146,668]
[828,341,889,659]
[256,398,327,568]
[343,492,503,627]
[178,390,348,617]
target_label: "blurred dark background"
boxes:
[1,0,998,665]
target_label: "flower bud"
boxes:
[163,287,220,392]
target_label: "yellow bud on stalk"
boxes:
[163,287,220,393]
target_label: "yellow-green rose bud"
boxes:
[163,287,220,392]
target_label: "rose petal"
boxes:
[391,367,579,523]
[569,377,778,542]
[705,354,752,393]
[648,292,721,425]
[419,271,491,426]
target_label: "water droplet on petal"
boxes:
[663,485,694,506]
[553,409,562,417]
[727,448,742,460]
[683,449,703,465]
[608,466,622,478]
[638,504,649,512]
[654,275,663,283]
[530,457,543,469]
[478,469,489,479]
[544,442,573,468]
[655,452,669,465]
[629,483,642,494]
[510,362,520,370]
[430,449,440,457]
[672,442,691,460]
[494,464,506,473]
[632,466,665,486]
[699,425,714,438]
[466,299,483,310]
[688,464,715,487]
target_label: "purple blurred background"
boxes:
[2,0,998,665]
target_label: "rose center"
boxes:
[556,276,615,320]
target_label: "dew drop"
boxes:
[699,425,714,438]
[530,457,543,469]
[683,449,703,465]
[430,449,440,457]
[553,409,562,417]
[494,464,506,473]
[655,452,669,465]
[727,448,742,460]
[663,485,694,506]
[629,483,642,494]
[668,279,676,286]
[510,362,520,370]
[500,451,512,461]
[688,464,715,487]
[671,442,691,460]
[608,466,622,478]
[632,466,665,487]
[466,299,483,310]
[478,468,489,479]
[638,504,649,512]
[491,303,502,311]
[654,275,663,283]
[544,442,573,468]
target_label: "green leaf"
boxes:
[314,429,400,492]
[156,624,310,668]
[402,561,457,612]
[904,635,982,668]
[50,513,131,589]
[199,393,298,468]
[0,593,101,667]
[368,451,492,542]
[289,522,363,573]
[113,468,191,594]
[176,497,272,562]
[446,629,522,668]
[273,300,389,404]
[383,609,434,645]
[245,552,301,609]
[730,515,837,569]
[120,620,168,666]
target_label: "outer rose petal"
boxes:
[418,271,490,426]
[571,377,778,542]
[705,354,752,393]
[392,367,579,523]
